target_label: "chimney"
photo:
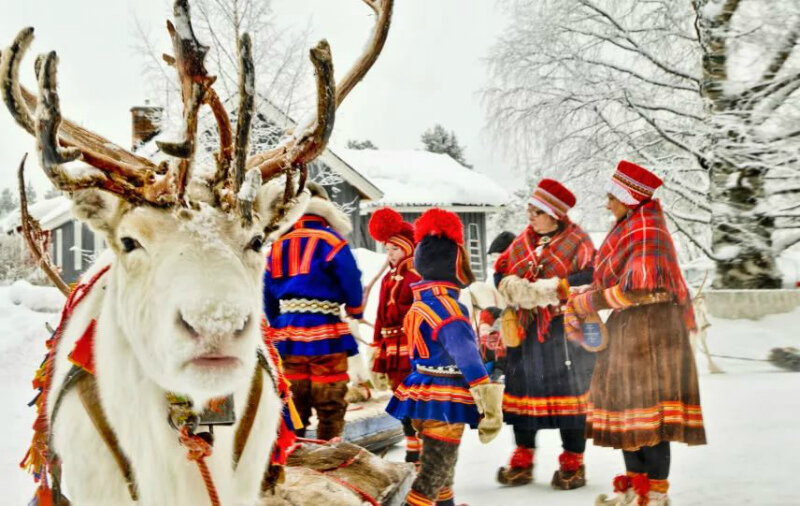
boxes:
[130,100,163,151]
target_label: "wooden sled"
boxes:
[304,390,405,453]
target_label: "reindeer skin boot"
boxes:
[551,451,586,490]
[595,475,638,505]
[496,446,533,486]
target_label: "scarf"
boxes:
[594,199,696,331]
[496,220,595,341]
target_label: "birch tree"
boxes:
[485,0,800,288]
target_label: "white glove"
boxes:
[498,275,561,309]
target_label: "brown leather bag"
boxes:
[499,307,523,348]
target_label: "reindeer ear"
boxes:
[71,189,126,240]
[254,180,310,242]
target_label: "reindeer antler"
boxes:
[158,0,217,204]
[0,28,175,207]
[17,153,70,296]
[245,0,394,182]
[1,0,393,228]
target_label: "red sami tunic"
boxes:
[372,256,421,388]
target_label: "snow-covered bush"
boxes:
[8,279,64,313]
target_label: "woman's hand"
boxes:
[570,284,593,295]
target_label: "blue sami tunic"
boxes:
[386,282,489,427]
[263,215,364,357]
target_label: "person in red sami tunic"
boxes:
[368,207,422,463]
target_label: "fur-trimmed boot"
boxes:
[496,446,534,486]
[646,479,671,505]
[595,474,638,505]
[551,451,586,490]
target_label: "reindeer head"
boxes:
[2,0,393,400]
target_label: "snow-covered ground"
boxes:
[1,265,799,505]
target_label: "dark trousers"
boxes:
[623,441,671,480]
[514,427,587,454]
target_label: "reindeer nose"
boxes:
[177,302,252,340]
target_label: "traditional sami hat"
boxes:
[527,178,576,219]
[607,160,663,207]
[368,208,415,257]
[413,208,474,287]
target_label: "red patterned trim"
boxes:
[284,372,310,381]
[267,323,351,343]
[393,383,475,405]
[299,237,318,274]
[422,431,461,445]
[468,375,489,387]
[436,486,454,501]
[325,241,347,262]
[310,373,349,383]
[271,241,284,278]
[503,392,589,417]
[587,401,704,432]
[406,489,435,506]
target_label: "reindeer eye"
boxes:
[247,234,265,252]
[120,237,142,253]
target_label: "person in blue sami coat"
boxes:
[386,208,504,506]
[263,183,363,440]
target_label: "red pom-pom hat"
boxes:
[527,178,576,219]
[608,160,663,207]
[368,207,415,257]
[413,208,464,245]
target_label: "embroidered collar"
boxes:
[293,214,330,230]
[411,281,460,301]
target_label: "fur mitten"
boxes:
[470,383,505,443]
[498,275,561,309]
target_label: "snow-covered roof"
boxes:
[134,94,384,202]
[335,149,510,212]
[1,195,72,234]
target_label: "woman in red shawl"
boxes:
[368,207,422,463]
[494,179,597,490]
[566,161,706,506]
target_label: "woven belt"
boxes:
[416,364,463,378]
[279,298,340,316]
[381,326,403,338]
[625,291,674,307]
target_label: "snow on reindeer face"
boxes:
[109,203,265,400]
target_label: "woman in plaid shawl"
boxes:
[493,179,596,490]
[566,161,706,506]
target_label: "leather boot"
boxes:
[551,451,586,490]
[496,446,533,486]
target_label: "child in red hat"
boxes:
[368,207,422,463]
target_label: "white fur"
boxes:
[45,183,298,505]
[304,198,352,236]
[498,275,561,309]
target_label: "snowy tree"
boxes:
[134,0,310,123]
[421,124,473,169]
[485,0,800,288]
[0,188,16,216]
[346,139,378,150]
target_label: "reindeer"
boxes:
[0,1,393,504]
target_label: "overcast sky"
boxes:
[0,0,516,198]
